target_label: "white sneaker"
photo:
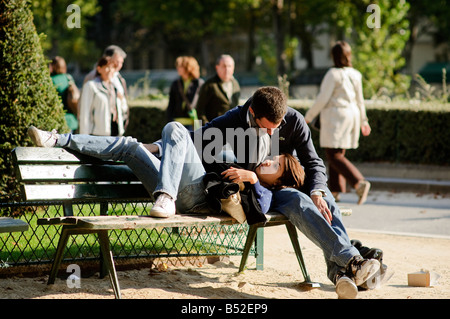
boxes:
[347,256,380,286]
[150,193,176,218]
[336,275,358,299]
[27,126,58,147]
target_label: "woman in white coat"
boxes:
[79,56,125,136]
[305,41,371,205]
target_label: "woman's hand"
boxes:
[361,123,371,137]
[311,194,333,225]
[221,167,258,184]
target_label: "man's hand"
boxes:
[311,194,332,225]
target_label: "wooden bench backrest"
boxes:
[12,147,151,202]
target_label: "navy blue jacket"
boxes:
[194,97,328,194]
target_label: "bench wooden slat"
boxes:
[36,216,79,226]
[17,164,138,182]
[12,147,116,164]
[38,214,236,229]
[37,212,287,230]
[0,217,29,233]
[22,183,151,201]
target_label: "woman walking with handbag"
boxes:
[305,41,371,204]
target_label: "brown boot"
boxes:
[356,180,371,205]
[332,192,341,202]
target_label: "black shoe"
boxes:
[351,239,383,262]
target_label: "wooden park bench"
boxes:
[11,146,347,298]
[0,217,28,234]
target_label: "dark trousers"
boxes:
[325,148,364,193]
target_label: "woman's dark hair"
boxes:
[51,56,67,74]
[331,41,352,68]
[273,153,305,190]
[95,56,111,76]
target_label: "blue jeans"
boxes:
[271,187,360,283]
[56,122,207,213]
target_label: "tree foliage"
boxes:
[335,0,411,98]
[289,0,339,69]
[118,0,262,72]
[31,0,101,70]
[120,0,252,40]
[0,0,69,201]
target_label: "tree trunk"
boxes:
[272,0,286,76]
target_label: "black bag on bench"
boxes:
[202,162,268,225]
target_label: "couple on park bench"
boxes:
[28,86,381,299]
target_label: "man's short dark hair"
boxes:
[103,45,127,59]
[251,86,287,124]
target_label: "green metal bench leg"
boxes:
[238,224,258,272]
[255,228,264,270]
[99,203,108,278]
[285,222,320,288]
[48,226,71,285]
[97,230,121,299]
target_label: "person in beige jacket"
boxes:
[305,41,371,205]
[79,56,125,136]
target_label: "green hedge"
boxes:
[126,99,450,166]
[0,0,68,201]
[125,100,168,143]
[304,101,450,166]
[353,106,450,165]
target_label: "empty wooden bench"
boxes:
[12,146,318,298]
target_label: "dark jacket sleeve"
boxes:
[166,79,179,122]
[230,77,241,108]
[251,181,272,214]
[283,108,328,193]
[191,104,247,165]
[195,80,212,122]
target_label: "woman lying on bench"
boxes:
[27,123,305,222]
